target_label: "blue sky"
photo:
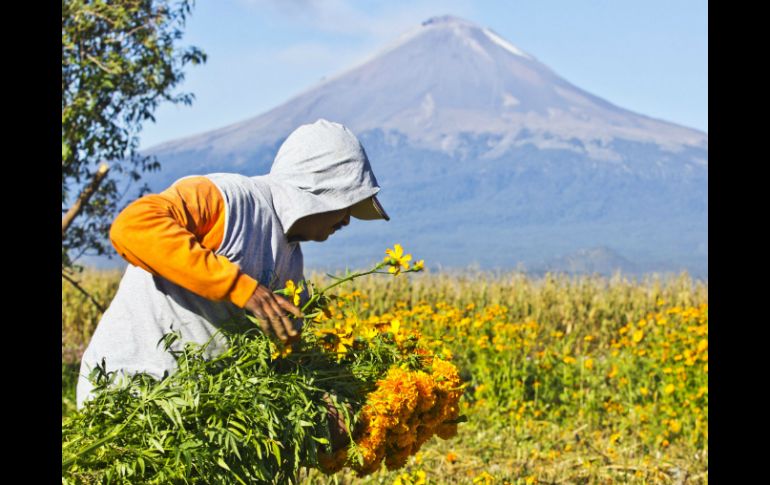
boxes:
[138,0,707,150]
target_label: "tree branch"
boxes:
[62,162,110,237]
[61,271,106,314]
[86,54,120,75]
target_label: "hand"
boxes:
[323,393,351,451]
[243,284,304,344]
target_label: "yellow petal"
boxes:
[393,244,403,258]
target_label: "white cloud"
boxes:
[235,0,476,40]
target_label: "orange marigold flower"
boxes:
[385,443,413,470]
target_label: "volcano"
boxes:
[131,15,707,277]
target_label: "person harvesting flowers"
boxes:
[76,119,390,415]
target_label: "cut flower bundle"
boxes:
[62,246,465,484]
[319,357,462,476]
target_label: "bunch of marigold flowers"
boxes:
[317,355,463,476]
[291,245,464,477]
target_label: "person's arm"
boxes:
[110,175,303,343]
[109,176,258,307]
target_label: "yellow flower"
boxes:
[632,329,645,343]
[336,335,354,355]
[414,452,423,465]
[270,343,292,360]
[441,347,453,359]
[283,279,303,306]
[384,244,412,275]
[584,358,594,370]
[473,471,495,484]
[361,325,379,340]
[664,383,676,395]
[697,339,708,353]
[316,328,354,359]
[413,259,425,271]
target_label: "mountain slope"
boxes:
[129,15,707,278]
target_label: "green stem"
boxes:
[318,264,388,296]
[300,262,389,313]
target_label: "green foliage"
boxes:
[61,325,415,483]
[63,362,81,418]
[62,0,206,268]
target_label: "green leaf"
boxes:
[228,419,248,437]
[271,441,282,463]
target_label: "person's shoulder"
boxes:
[202,173,260,192]
[202,172,251,185]
[202,173,275,208]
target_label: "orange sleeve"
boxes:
[109,176,258,308]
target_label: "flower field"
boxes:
[62,267,707,484]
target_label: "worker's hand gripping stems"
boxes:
[243,285,303,344]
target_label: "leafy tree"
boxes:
[62,0,206,271]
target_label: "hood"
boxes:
[254,119,383,234]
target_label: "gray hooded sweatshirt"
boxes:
[76,119,383,409]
